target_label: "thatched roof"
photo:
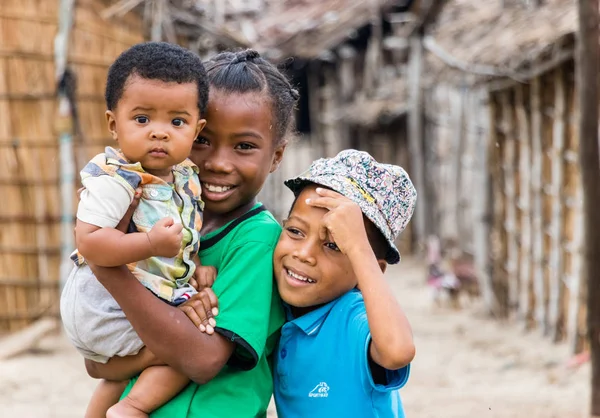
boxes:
[424,0,576,83]
[104,0,411,59]
[222,0,397,59]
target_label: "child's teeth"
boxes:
[205,183,232,193]
[288,269,315,283]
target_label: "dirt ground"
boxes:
[0,258,589,418]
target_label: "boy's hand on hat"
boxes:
[146,217,184,258]
[307,187,370,257]
[179,288,219,334]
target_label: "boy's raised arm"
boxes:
[309,187,415,371]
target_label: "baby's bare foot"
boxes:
[106,399,149,418]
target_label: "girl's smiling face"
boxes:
[190,89,285,222]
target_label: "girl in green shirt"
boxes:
[85,49,298,418]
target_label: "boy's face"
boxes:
[106,74,206,180]
[274,185,358,311]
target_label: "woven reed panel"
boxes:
[0,0,143,332]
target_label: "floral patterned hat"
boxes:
[284,149,417,264]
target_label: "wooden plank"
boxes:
[489,94,509,318]
[407,34,426,246]
[530,76,546,332]
[548,68,567,342]
[472,88,497,315]
[0,318,58,360]
[515,84,534,328]
[500,91,519,315]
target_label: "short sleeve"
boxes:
[348,302,410,392]
[212,240,277,370]
[77,176,134,228]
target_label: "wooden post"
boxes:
[548,67,566,342]
[321,65,341,157]
[407,34,426,247]
[473,89,497,315]
[515,84,534,328]
[454,86,468,244]
[563,65,584,353]
[489,95,509,318]
[577,0,600,414]
[307,61,322,160]
[530,76,546,332]
[500,91,519,316]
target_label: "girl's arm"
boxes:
[88,263,235,384]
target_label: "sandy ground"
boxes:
[0,258,589,418]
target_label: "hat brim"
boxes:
[284,176,401,264]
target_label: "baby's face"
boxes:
[273,185,358,313]
[106,74,205,180]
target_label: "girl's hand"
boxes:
[192,265,217,290]
[306,187,371,257]
[179,288,219,334]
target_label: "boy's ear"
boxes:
[270,142,287,173]
[195,118,207,138]
[105,110,118,141]
[377,259,387,274]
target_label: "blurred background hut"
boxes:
[0,0,443,333]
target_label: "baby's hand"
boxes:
[192,265,217,290]
[179,288,219,334]
[147,217,183,258]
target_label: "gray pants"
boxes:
[60,265,144,363]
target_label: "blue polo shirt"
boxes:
[274,289,410,418]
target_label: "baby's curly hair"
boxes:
[105,42,209,115]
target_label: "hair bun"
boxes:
[232,49,261,64]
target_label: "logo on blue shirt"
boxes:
[308,382,330,398]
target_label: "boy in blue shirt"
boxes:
[272,149,417,417]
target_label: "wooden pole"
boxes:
[500,91,518,316]
[515,84,534,329]
[548,68,566,342]
[530,76,546,332]
[577,0,600,414]
[408,34,426,247]
[55,0,76,292]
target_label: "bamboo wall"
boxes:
[488,61,586,353]
[0,0,143,332]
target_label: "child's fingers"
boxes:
[179,304,204,330]
[201,287,219,314]
[315,187,344,199]
[198,290,217,333]
[306,196,340,210]
[199,266,217,288]
[170,222,184,233]
[189,276,199,290]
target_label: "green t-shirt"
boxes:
[122,204,285,417]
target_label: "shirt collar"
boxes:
[285,290,359,336]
